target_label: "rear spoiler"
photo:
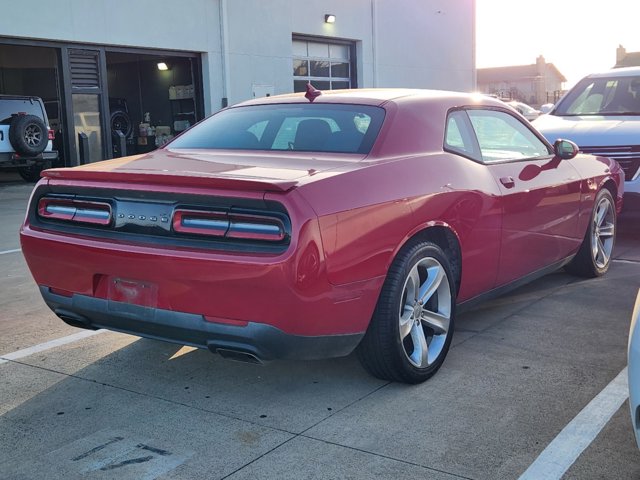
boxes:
[41,168,298,192]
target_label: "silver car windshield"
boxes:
[554,75,640,116]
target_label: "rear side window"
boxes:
[444,110,481,160]
[0,98,45,124]
[168,104,385,154]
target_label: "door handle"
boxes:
[500,176,515,188]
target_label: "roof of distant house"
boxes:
[477,63,567,84]
[615,51,640,68]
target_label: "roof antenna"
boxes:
[305,82,322,102]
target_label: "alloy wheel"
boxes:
[591,195,615,269]
[398,257,452,368]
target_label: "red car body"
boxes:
[20,89,624,369]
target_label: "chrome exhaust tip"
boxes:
[216,348,263,365]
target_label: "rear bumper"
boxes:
[0,151,58,167]
[41,286,364,361]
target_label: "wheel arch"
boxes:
[394,224,462,295]
[601,177,622,213]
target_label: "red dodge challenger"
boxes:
[20,88,624,383]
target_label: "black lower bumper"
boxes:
[40,286,363,362]
[0,151,58,167]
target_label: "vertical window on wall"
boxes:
[293,39,354,93]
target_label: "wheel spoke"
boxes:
[408,266,421,302]
[595,202,607,226]
[418,265,444,305]
[410,324,429,367]
[599,223,615,238]
[421,310,449,335]
[399,305,414,340]
[596,237,609,266]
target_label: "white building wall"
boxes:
[0,0,475,114]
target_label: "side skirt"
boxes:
[457,256,574,314]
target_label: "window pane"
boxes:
[312,81,331,91]
[292,40,307,56]
[73,94,103,164]
[293,59,308,76]
[308,42,329,58]
[247,120,268,141]
[445,116,465,149]
[331,62,350,78]
[169,104,386,154]
[329,44,349,60]
[467,110,550,162]
[310,60,330,77]
[0,99,45,124]
[294,80,308,93]
[331,81,350,90]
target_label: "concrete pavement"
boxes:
[1,174,639,479]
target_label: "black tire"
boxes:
[357,240,456,384]
[566,188,616,277]
[110,109,132,138]
[17,161,50,182]
[9,114,48,156]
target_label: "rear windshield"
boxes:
[0,98,45,124]
[168,103,385,154]
[554,75,640,116]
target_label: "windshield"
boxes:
[168,103,385,154]
[0,98,45,124]
[554,75,640,116]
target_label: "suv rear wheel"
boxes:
[17,163,49,182]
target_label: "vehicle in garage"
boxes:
[0,95,58,182]
[534,67,640,197]
[20,88,624,383]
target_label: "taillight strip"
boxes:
[227,214,285,241]
[38,197,112,226]
[173,209,228,236]
[173,209,286,242]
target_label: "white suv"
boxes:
[0,95,58,182]
[534,67,640,196]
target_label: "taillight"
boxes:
[48,129,55,141]
[172,208,286,242]
[227,213,286,241]
[38,197,112,226]
[172,209,228,237]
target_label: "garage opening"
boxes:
[106,52,202,157]
[0,44,66,176]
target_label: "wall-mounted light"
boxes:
[157,62,170,71]
[324,14,336,24]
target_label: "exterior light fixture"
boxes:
[324,14,336,24]
[157,62,169,71]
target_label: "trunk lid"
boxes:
[43,148,365,192]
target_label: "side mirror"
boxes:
[539,103,554,114]
[554,139,579,160]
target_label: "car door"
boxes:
[465,108,583,286]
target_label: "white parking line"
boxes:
[0,329,105,365]
[518,367,629,480]
[613,259,640,265]
[0,248,21,255]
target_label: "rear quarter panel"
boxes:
[296,152,503,302]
